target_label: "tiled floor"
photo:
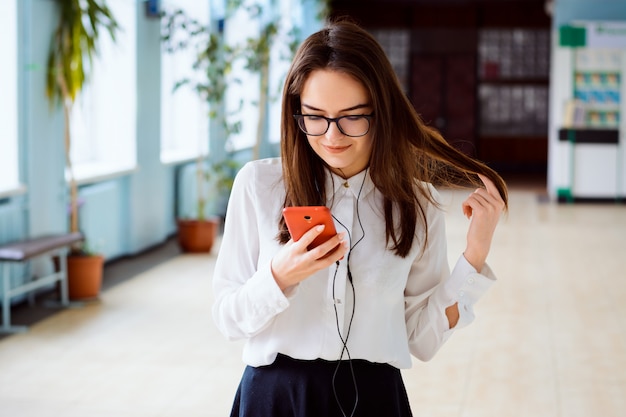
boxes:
[1,187,625,416]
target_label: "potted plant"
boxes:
[162,8,241,253]
[176,159,238,253]
[162,2,322,252]
[46,0,119,299]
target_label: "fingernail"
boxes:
[316,225,325,231]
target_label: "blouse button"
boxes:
[343,182,350,188]
[468,277,475,284]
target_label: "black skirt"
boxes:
[230,354,413,417]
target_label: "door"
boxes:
[410,54,477,156]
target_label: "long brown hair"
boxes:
[278,19,508,257]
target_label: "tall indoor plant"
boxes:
[162,8,240,253]
[46,0,119,299]
[239,15,278,160]
[236,0,328,159]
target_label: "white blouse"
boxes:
[212,158,496,369]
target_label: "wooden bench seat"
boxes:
[0,232,83,333]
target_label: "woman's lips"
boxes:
[323,145,350,154]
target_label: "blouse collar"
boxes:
[324,167,375,201]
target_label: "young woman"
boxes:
[213,19,507,417]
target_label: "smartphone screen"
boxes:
[282,206,337,250]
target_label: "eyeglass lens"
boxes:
[297,115,370,137]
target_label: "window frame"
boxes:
[0,0,21,196]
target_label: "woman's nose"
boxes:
[325,120,344,140]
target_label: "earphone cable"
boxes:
[330,168,368,417]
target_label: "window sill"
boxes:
[0,184,27,199]
[160,150,206,166]
[71,164,139,186]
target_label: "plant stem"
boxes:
[57,69,79,234]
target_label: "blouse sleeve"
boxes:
[404,186,496,361]
[211,162,291,341]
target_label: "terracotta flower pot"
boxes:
[176,218,218,253]
[67,254,104,300]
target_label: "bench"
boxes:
[0,232,84,333]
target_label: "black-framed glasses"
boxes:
[293,114,373,137]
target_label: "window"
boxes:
[477,29,550,137]
[224,1,260,152]
[70,0,137,182]
[370,29,410,92]
[267,0,302,145]
[160,0,210,164]
[230,0,323,150]
[0,0,20,196]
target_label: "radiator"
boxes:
[177,162,199,219]
[78,181,124,260]
[177,161,233,220]
[0,198,28,304]
[0,198,25,243]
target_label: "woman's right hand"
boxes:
[271,225,348,291]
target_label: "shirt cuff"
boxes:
[442,255,496,329]
[245,261,292,317]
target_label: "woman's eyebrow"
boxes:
[301,103,371,112]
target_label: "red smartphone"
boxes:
[282,206,337,250]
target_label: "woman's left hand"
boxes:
[461,173,505,272]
